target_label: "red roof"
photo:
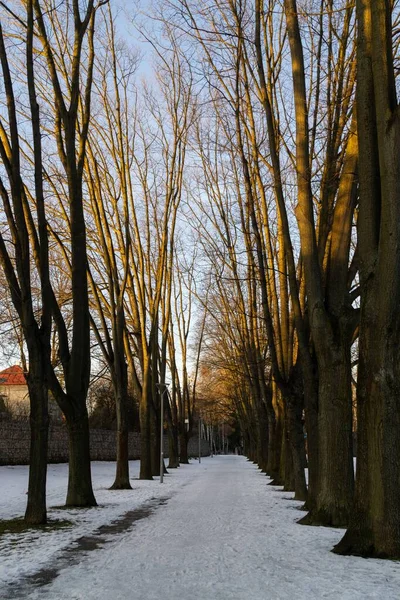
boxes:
[0,365,27,386]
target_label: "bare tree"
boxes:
[281,0,358,525]
[0,0,105,519]
[335,0,400,558]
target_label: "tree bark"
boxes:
[139,367,153,480]
[179,430,189,464]
[256,400,269,473]
[110,369,131,489]
[301,351,319,512]
[151,402,161,477]
[25,360,49,524]
[287,390,308,501]
[281,418,295,492]
[268,386,283,484]
[168,433,180,468]
[66,413,96,506]
[166,401,180,468]
[308,346,354,525]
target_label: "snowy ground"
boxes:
[1,456,400,599]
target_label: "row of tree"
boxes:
[1,0,400,560]
[0,0,206,525]
[167,0,400,559]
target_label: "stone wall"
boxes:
[0,421,210,465]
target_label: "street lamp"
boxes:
[198,413,201,464]
[155,382,169,483]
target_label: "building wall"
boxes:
[0,422,211,465]
[0,385,30,416]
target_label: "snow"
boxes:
[0,460,198,594]
[1,456,400,599]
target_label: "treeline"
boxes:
[0,0,400,560]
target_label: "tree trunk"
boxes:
[66,413,96,506]
[256,400,269,473]
[281,419,295,492]
[110,364,132,490]
[25,364,49,525]
[287,393,307,501]
[268,387,283,484]
[179,430,189,464]
[266,415,279,481]
[334,310,400,556]
[301,352,319,511]
[168,432,180,468]
[243,431,252,460]
[165,387,180,468]
[150,401,161,477]
[166,409,180,469]
[139,370,153,480]
[335,0,400,556]
[305,344,354,526]
[111,429,131,490]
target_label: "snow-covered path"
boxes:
[12,455,400,600]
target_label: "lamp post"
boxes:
[198,413,201,464]
[156,382,169,483]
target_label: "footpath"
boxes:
[4,456,400,600]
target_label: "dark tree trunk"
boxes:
[66,412,96,506]
[301,352,319,512]
[139,371,153,480]
[247,445,256,462]
[334,319,400,557]
[266,415,280,481]
[167,427,180,468]
[268,388,284,484]
[256,400,269,473]
[281,418,295,492]
[25,363,49,525]
[150,401,161,477]
[165,387,179,468]
[287,393,307,501]
[111,429,131,490]
[179,430,189,464]
[283,364,308,501]
[305,344,354,526]
[110,363,132,490]
[242,431,251,460]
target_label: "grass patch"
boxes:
[50,503,105,511]
[0,518,73,536]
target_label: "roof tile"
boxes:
[0,365,27,386]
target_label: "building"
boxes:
[0,365,29,417]
[0,365,62,421]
